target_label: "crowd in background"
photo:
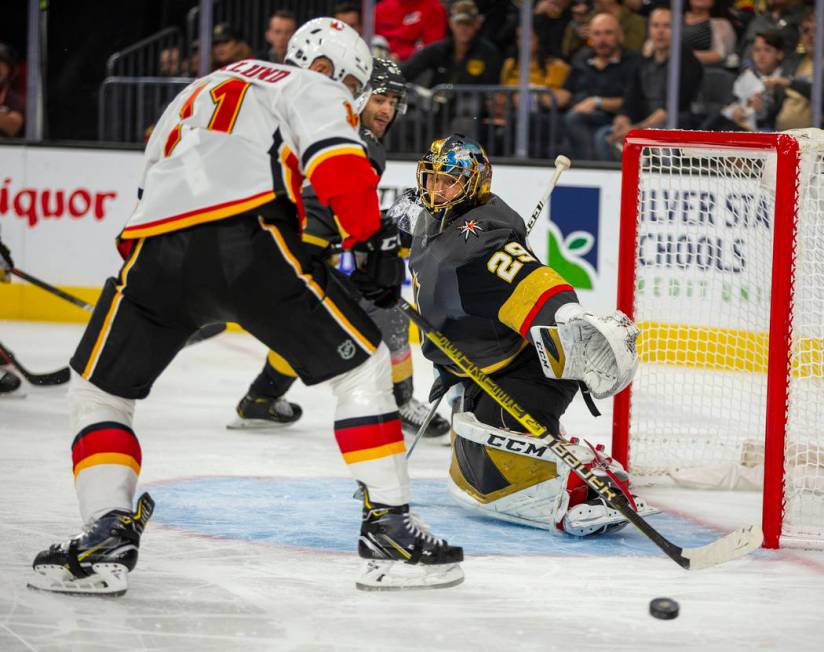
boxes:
[2,0,822,161]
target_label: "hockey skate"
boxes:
[0,368,25,399]
[227,392,303,430]
[398,396,450,440]
[28,492,154,597]
[356,484,464,591]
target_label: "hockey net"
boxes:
[612,129,824,549]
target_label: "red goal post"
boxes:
[612,129,824,550]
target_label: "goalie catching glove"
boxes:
[531,303,640,399]
[350,219,405,309]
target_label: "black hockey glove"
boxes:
[350,220,405,309]
[0,238,13,283]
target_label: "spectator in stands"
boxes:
[592,0,647,51]
[259,11,296,64]
[562,0,595,59]
[475,0,518,56]
[596,6,704,161]
[701,30,785,131]
[159,47,182,76]
[683,0,738,67]
[212,23,253,70]
[400,1,500,143]
[766,9,823,130]
[334,3,363,34]
[554,13,639,161]
[375,0,448,61]
[490,23,570,156]
[534,0,572,59]
[739,0,806,64]
[0,44,23,138]
[401,1,501,87]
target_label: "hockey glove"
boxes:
[0,238,13,283]
[530,303,640,399]
[350,220,405,309]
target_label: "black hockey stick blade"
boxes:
[0,341,70,386]
[393,298,763,570]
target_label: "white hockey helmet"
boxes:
[286,17,373,98]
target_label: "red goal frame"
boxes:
[611,129,802,549]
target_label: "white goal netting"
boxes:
[623,130,824,546]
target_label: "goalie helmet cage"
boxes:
[612,129,824,550]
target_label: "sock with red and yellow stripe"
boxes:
[72,422,141,523]
[329,343,410,506]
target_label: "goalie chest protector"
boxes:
[408,196,533,374]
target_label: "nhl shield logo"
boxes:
[337,339,356,360]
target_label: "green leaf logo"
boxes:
[547,224,595,290]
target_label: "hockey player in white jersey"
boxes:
[28,18,462,596]
[229,58,451,440]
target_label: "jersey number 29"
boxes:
[487,242,536,283]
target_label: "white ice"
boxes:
[1,321,823,652]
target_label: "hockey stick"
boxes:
[0,340,70,386]
[405,394,444,459]
[524,155,571,236]
[10,268,94,313]
[394,298,762,570]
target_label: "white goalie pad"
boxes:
[451,412,658,534]
[531,303,640,399]
[451,411,588,530]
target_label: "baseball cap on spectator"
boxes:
[213,23,243,44]
[450,1,480,23]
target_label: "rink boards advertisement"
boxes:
[0,143,622,321]
[633,172,775,330]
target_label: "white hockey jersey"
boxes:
[120,60,380,244]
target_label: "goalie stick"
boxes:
[524,155,571,236]
[394,298,763,570]
[0,340,70,386]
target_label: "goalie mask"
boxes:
[286,17,373,107]
[416,134,492,223]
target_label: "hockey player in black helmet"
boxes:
[400,134,657,536]
[230,58,451,442]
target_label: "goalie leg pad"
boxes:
[561,494,658,537]
[356,560,464,591]
[554,441,659,536]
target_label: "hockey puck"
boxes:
[649,597,679,620]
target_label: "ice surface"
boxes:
[1,322,822,651]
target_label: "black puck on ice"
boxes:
[649,597,679,620]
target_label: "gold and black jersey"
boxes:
[408,194,578,376]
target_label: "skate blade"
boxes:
[27,563,129,597]
[226,417,294,431]
[356,560,464,591]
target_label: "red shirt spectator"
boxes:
[375,0,448,61]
